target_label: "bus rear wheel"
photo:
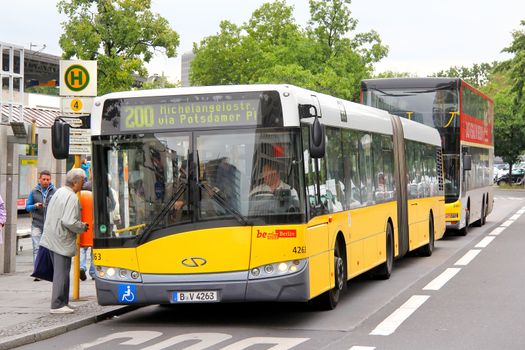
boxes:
[315,243,345,310]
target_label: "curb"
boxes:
[0,305,135,350]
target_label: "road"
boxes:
[15,188,525,350]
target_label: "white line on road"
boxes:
[475,236,496,248]
[509,213,522,220]
[455,249,481,266]
[423,268,461,291]
[501,220,515,227]
[489,227,506,236]
[370,295,430,336]
[349,347,376,350]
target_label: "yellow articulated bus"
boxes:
[73,84,445,310]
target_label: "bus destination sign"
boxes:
[119,97,261,132]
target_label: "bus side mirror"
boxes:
[51,119,70,160]
[463,154,472,171]
[309,117,325,159]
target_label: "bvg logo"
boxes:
[65,64,90,92]
[256,230,268,238]
[181,257,207,267]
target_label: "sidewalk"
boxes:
[0,217,129,350]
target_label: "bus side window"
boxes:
[344,130,362,209]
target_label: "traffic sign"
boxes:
[61,97,94,114]
[66,115,92,155]
[60,60,97,96]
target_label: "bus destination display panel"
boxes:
[101,91,283,134]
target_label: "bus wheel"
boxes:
[420,214,434,257]
[373,223,394,279]
[458,208,469,236]
[316,243,345,310]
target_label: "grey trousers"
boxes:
[49,251,72,309]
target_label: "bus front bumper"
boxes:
[95,263,310,305]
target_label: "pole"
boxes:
[31,120,36,156]
[73,154,81,300]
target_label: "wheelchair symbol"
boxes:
[118,284,136,303]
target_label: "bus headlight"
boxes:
[96,265,142,282]
[249,259,307,280]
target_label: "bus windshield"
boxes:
[364,87,458,128]
[93,129,305,239]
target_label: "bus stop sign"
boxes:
[60,60,97,97]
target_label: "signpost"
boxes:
[60,60,97,300]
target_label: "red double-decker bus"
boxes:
[361,78,493,235]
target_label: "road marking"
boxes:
[220,337,310,350]
[489,227,505,236]
[349,347,376,350]
[423,268,461,291]
[370,295,430,336]
[509,213,522,220]
[475,236,496,248]
[142,333,232,350]
[500,220,514,227]
[454,250,481,266]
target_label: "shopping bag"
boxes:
[31,246,54,282]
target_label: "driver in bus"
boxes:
[250,161,298,200]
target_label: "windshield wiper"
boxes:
[138,182,188,243]
[196,181,249,226]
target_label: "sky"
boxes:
[1,0,524,82]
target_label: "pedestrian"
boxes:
[0,193,6,245]
[39,168,89,314]
[25,170,57,280]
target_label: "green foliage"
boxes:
[500,20,525,114]
[58,0,179,95]
[374,71,414,78]
[495,20,525,168]
[432,62,498,88]
[493,80,525,167]
[191,0,388,101]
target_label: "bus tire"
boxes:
[420,214,434,257]
[315,242,346,310]
[373,222,394,279]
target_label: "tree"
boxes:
[432,62,498,88]
[374,71,414,79]
[191,0,388,101]
[496,20,525,178]
[500,20,525,115]
[58,0,179,95]
[493,86,525,176]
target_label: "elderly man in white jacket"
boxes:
[40,168,89,314]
